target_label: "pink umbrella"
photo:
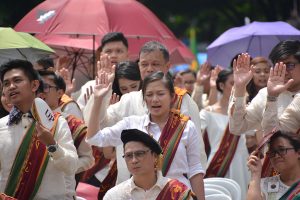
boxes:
[15,0,194,64]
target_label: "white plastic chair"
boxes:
[205,193,232,200]
[205,188,224,196]
[205,183,232,198]
[204,178,241,200]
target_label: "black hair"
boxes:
[139,41,169,62]
[36,57,54,70]
[0,59,40,82]
[179,69,196,78]
[112,61,142,96]
[142,71,174,99]
[269,130,300,151]
[38,70,66,92]
[269,40,300,64]
[99,32,128,52]
[216,69,233,93]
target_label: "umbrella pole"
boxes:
[93,35,96,79]
[71,52,78,81]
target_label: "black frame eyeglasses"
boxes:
[43,83,58,93]
[266,147,295,158]
[285,63,299,71]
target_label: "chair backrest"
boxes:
[205,193,232,200]
[205,188,225,196]
[205,183,232,198]
[204,178,241,200]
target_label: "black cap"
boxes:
[121,129,162,155]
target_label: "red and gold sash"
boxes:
[4,114,60,200]
[279,179,300,200]
[261,156,278,178]
[172,87,188,110]
[159,109,189,176]
[79,148,110,182]
[97,161,118,199]
[156,179,193,200]
[65,115,87,149]
[59,94,80,112]
[205,124,240,178]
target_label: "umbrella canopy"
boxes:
[15,0,194,64]
[0,27,54,65]
[207,21,300,67]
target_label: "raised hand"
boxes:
[267,62,294,97]
[109,93,120,105]
[84,85,94,105]
[247,151,262,178]
[210,65,222,88]
[196,61,211,86]
[233,53,253,87]
[57,67,75,95]
[97,54,115,83]
[94,72,112,100]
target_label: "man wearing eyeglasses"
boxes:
[103,129,196,200]
[229,40,300,136]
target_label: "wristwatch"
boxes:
[47,142,58,153]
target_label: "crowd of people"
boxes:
[0,31,299,200]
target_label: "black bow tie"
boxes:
[7,107,33,126]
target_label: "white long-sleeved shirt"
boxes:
[83,90,207,169]
[86,114,204,188]
[0,114,78,200]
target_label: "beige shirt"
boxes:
[103,171,170,200]
[0,114,78,200]
[262,93,300,133]
[83,90,207,169]
[60,101,84,120]
[229,88,296,135]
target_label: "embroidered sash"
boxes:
[205,124,240,178]
[159,109,189,176]
[79,148,110,182]
[97,161,117,199]
[65,115,87,149]
[59,94,80,112]
[279,179,300,200]
[172,87,188,110]
[261,156,278,178]
[4,114,60,200]
[156,179,193,200]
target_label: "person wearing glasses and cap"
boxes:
[247,130,300,200]
[103,129,195,200]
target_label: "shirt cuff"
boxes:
[265,101,277,112]
[188,163,205,179]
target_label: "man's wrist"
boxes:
[267,95,278,102]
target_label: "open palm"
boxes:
[233,53,253,88]
[267,62,294,96]
[94,72,112,100]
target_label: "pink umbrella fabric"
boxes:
[15,0,194,64]
[207,21,300,67]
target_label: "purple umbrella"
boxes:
[207,21,300,67]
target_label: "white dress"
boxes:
[200,109,250,199]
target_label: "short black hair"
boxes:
[180,69,196,78]
[139,41,169,62]
[269,40,300,64]
[38,70,66,92]
[112,61,142,96]
[36,57,54,70]
[0,59,39,82]
[99,32,128,52]
[216,69,233,93]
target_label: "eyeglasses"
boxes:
[285,63,299,71]
[43,83,58,93]
[266,147,295,158]
[122,149,151,161]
